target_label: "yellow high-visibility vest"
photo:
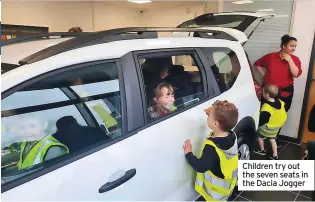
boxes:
[195,133,238,201]
[257,100,287,138]
[171,106,177,111]
[18,136,69,170]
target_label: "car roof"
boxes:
[1,32,92,65]
[14,27,239,66]
[1,36,244,93]
[2,38,72,65]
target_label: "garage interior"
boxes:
[1,0,315,201]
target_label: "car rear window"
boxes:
[178,15,248,29]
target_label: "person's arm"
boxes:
[185,145,218,173]
[283,53,302,78]
[254,55,268,77]
[258,111,271,127]
[256,66,266,77]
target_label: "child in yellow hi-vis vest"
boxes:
[253,84,287,160]
[183,100,239,201]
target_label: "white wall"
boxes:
[93,2,142,30]
[280,0,315,138]
[2,1,216,31]
[141,2,217,27]
[2,2,94,32]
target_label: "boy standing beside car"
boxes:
[253,84,287,160]
[183,100,239,201]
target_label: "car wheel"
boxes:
[237,134,250,160]
[235,133,250,188]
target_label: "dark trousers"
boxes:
[278,85,294,112]
[260,85,294,112]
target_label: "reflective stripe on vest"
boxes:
[18,136,69,170]
[195,178,230,201]
[194,133,238,201]
[258,100,287,138]
[204,172,232,190]
[33,136,63,165]
[257,125,281,138]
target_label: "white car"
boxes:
[1,17,264,200]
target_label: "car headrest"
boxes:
[56,116,78,131]
[170,65,185,75]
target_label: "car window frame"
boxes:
[200,47,242,93]
[132,48,218,127]
[1,59,131,193]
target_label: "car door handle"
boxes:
[99,169,136,193]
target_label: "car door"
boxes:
[0,59,156,201]
[129,48,221,201]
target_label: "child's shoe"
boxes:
[253,149,266,156]
[269,155,279,160]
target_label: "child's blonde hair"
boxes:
[263,84,279,98]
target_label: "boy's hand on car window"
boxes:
[183,140,192,154]
[204,107,212,116]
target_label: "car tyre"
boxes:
[237,133,251,160]
[234,131,252,189]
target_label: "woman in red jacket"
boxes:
[254,34,302,112]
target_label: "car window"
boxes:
[185,21,243,29]
[139,52,205,121]
[178,15,250,30]
[2,88,70,111]
[202,47,241,92]
[1,62,122,184]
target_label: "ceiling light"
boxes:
[232,0,253,5]
[128,0,152,3]
[257,8,274,12]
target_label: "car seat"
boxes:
[167,65,194,99]
[53,116,110,153]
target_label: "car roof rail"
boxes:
[1,32,92,46]
[18,27,238,65]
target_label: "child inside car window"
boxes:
[148,82,176,119]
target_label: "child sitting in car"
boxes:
[148,82,176,119]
